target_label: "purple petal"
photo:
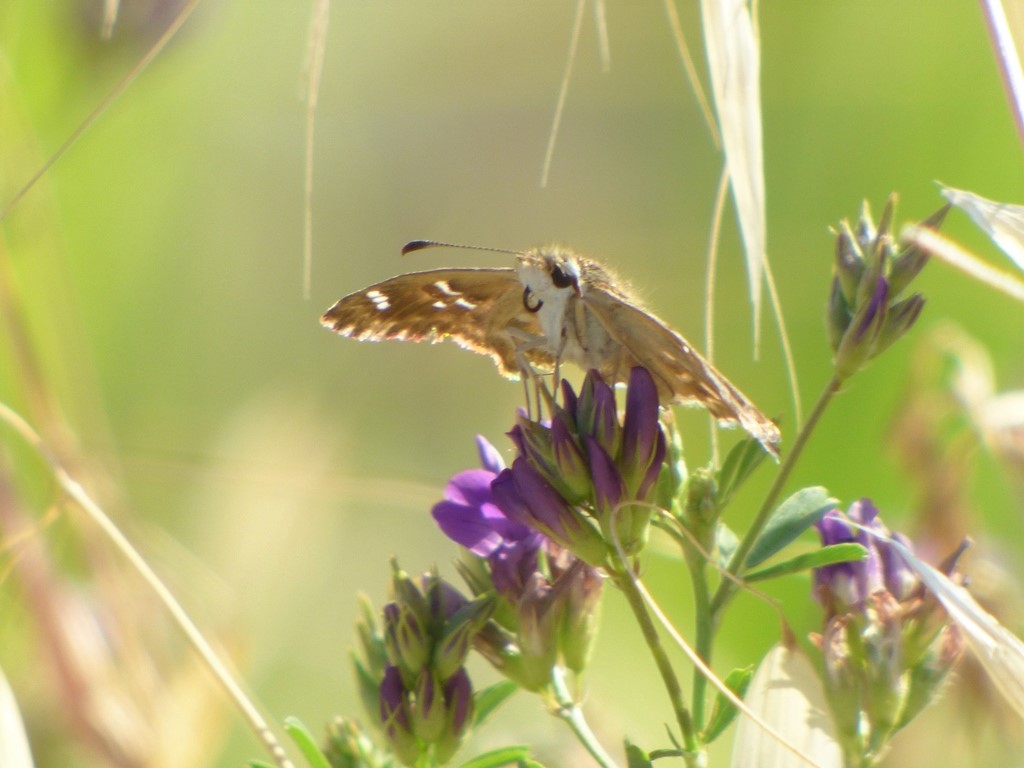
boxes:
[854,277,888,342]
[585,436,624,513]
[509,457,574,538]
[622,367,660,468]
[475,435,506,474]
[444,668,474,735]
[444,469,500,510]
[380,665,410,729]
[636,431,667,499]
[489,533,543,597]
[490,467,533,529]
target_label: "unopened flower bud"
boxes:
[379,666,418,766]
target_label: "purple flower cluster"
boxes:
[827,198,945,380]
[811,499,964,762]
[434,367,669,576]
[431,367,669,688]
[813,499,918,615]
[369,567,491,765]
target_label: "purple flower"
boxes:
[813,499,917,614]
[431,438,545,597]
[828,198,940,381]
[491,459,607,567]
[810,498,963,761]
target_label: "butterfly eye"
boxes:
[522,286,543,313]
[549,264,575,289]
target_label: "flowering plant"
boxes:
[297,198,1001,768]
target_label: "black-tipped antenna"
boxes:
[401,239,523,257]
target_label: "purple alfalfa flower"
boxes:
[810,499,965,764]
[814,499,890,614]
[620,366,667,499]
[431,437,545,599]
[491,458,608,568]
[574,369,620,457]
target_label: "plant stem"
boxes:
[710,374,842,617]
[612,565,700,763]
[686,548,713,733]
[550,666,619,768]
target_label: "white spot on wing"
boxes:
[366,289,391,311]
[432,301,447,309]
[454,298,477,310]
[434,280,460,296]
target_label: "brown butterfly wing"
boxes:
[320,268,550,378]
[583,290,781,455]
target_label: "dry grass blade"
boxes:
[0,403,296,768]
[541,0,587,188]
[941,184,1024,270]
[303,0,331,299]
[0,665,34,768]
[0,0,203,224]
[979,0,1024,145]
[700,0,766,346]
[902,225,1024,303]
[730,645,840,768]
[879,533,1024,721]
[101,0,120,39]
[662,0,720,147]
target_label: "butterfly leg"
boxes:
[508,328,557,419]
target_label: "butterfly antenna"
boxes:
[402,240,523,257]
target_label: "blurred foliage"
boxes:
[0,1,1022,766]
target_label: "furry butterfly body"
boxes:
[321,244,780,454]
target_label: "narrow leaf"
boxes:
[625,740,654,768]
[284,717,332,768]
[745,543,867,583]
[744,487,835,568]
[717,522,739,569]
[457,746,535,768]
[472,681,519,727]
[703,666,754,742]
[717,436,769,508]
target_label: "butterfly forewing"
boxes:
[582,288,781,454]
[320,268,547,377]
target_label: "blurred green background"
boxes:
[1,1,1023,766]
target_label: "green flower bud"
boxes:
[411,669,447,743]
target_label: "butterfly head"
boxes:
[516,246,584,310]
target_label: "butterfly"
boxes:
[320,242,781,455]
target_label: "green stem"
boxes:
[710,374,842,617]
[686,548,713,734]
[550,667,619,768]
[611,565,700,763]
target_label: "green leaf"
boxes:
[456,746,535,768]
[472,681,519,728]
[716,437,769,508]
[716,523,738,569]
[745,543,868,582]
[283,716,331,768]
[701,666,754,743]
[744,487,836,568]
[625,740,653,768]
[248,762,275,768]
